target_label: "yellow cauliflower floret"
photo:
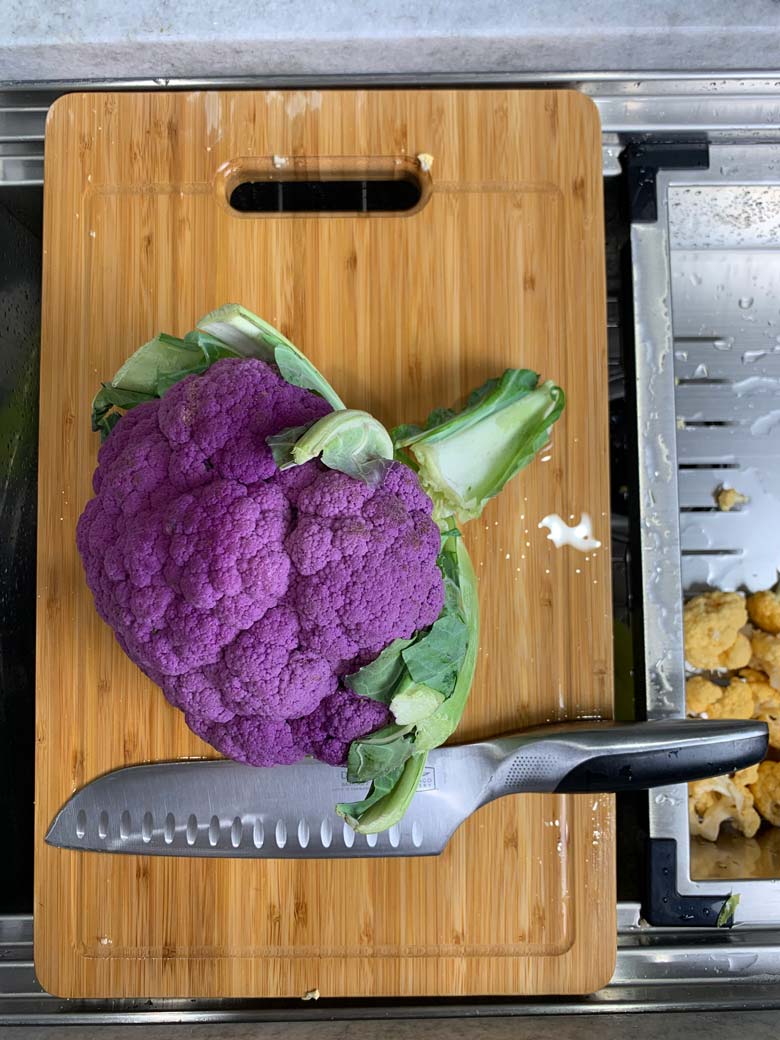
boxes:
[684,591,749,670]
[689,770,761,841]
[752,690,780,757]
[735,667,780,750]
[686,676,721,715]
[720,633,752,670]
[686,675,755,719]
[735,763,760,787]
[717,487,749,512]
[751,630,780,690]
[755,707,780,751]
[736,668,775,705]
[747,589,780,635]
[749,761,780,826]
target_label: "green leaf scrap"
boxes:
[90,305,345,442]
[717,893,741,928]
[196,304,346,410]
[344,637,415,703]
[401,613,468,697]
[267,410,394,486]
[336,767,405,828]
[342,533,479,832]
[337,754,429,835]
[266,423,316,471]
[346,723,416,784]
[389,679,444,725]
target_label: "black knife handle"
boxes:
[487,719,768,797]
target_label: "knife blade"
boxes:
[46,718,767,858]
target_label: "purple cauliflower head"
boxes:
[77,358,444,767]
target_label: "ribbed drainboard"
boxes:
[670,184,780,594]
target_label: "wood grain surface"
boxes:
[36,89,613,999]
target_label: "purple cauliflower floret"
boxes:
[77,357,444,767]
[291,688,392,766]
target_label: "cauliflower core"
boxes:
[77,358,445,767]
[683,591,750,671]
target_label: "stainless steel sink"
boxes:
[3,74,780,1024]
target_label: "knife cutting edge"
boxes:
[46,718,768,859]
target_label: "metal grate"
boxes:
[670,181,780,594]
[0,92,53,186]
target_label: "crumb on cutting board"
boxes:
[302,988,320,1001]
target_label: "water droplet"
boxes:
[713,337,733,352]
[739,296,754,309]
[751,410,780,436]
[742,350,767,364]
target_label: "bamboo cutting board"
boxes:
[36,89,612,999]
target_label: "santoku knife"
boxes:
[46,718,767,859]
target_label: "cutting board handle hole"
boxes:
[215,156,430,217]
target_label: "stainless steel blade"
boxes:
[46,719,769,859]
[45,742,498,859]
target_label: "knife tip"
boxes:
[44,810,70,849]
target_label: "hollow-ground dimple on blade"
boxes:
[44,753,482,859]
